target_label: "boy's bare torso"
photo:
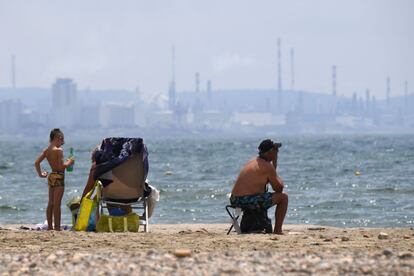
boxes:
[44,146,65,173]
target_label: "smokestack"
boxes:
[171,45,175,83]
[404,80,408,110]
[277,38,282,92]
[386,76,391,107]
[290,48,295,91]
[195,72,200,93]
[365,88,370,114]
[372,96,377,115]
[168,45,176,110]
[332,65,337,97]
[207,80,212,101]
[136,86,141,101]
[11,55,16,89]
[352,92,357,114]
[277,38,283,111]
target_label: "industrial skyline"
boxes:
[3,40,411,104]
[1,1,412,99]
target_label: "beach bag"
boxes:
[240,207,272,234]
[74,182,100,231]
[96,212,140,232]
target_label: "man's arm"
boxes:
[34,150,48,178]
[267,165,284,193]
[272,152,278,170]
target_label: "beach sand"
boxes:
[0,224,413,275]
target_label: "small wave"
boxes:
[369,187,397,193]
[0,162,14,170]
[0,205,25,211]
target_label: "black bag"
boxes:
[240,207,272,233]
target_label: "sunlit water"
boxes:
[0,135,413,227]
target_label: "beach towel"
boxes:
[19,222,71,231]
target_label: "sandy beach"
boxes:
[0,224,413,275]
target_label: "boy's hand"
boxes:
[39,171,48,178]
[67,158,75,165]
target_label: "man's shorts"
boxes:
[230,192,274,209]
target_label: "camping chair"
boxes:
[98,152,150,232]
[226,203,272,234]
[226,205,243,234]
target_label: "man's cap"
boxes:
[258,139,282,154]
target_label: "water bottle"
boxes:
[67,147,74,172]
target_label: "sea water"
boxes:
[0,134,413,227]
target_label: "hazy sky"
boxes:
[1,0,413,99]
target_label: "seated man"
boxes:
[230,139,288,234]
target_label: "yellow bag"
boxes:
[74,181,100,231]
[96,212,140,232]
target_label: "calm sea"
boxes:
[0,135,413,227]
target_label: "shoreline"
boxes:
[1,224,413,274]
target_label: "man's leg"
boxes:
[271,192,288,234]
[47,186,54,230]
[53,186,64,231]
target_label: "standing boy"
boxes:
[34,128,74,231]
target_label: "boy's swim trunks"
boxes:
[48,172,65,187]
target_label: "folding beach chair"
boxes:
[226,204,273,234]
[226,205,243,234]
[94,137,150,232]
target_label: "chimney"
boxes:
[404,80,408,111]
[207,80,212,101]
[168,45,176,110]
[195,72,200,93]
[386,77,391,108]
[11,55,16,90]
[290,48,295,91]
[277,38,282,92]
[332,65,337,97]
[365,88,370,115]
[277,38,283,111]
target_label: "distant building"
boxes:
[0,99,22,131]
[51,78,77,127]
[147,110,175,128]
[231,112,284,127]
[101,103,135,128]
[77,105,100,128]
[52,78,77,108]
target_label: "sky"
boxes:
[0,0,413,99]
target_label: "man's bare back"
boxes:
[232,157,275,196]
[232,157,283,196]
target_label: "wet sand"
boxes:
[0,224,413,275]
